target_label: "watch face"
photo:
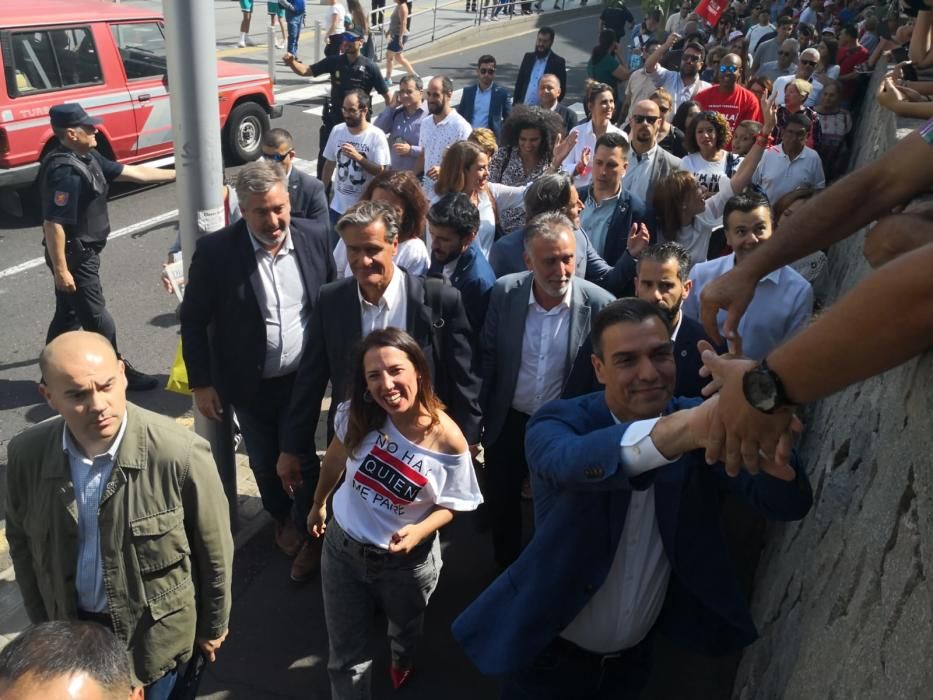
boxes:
[745,369,778,412]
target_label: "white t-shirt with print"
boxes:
[332,402,484,548]
[323,123,391,214]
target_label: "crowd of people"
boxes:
[8,0,933,698]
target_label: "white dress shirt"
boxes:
[561,416,675,653]
[65,414,128,613]
[752,144,826,207]
[511,280,573,416]
[684,253,814,361]
[359,265,408,335]
[248,228,310,378]
[562,120,628,188]
[651,66,711,112]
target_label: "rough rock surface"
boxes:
[731,68,933,700]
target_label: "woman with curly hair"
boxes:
[332,170,430,278]
[681,110,741,196]
[487,105,563,232]
[309,327,483,698]
[652,99,775,263]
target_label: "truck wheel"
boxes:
[225,102,269,164]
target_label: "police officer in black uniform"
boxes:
[41,103,176,391]
[283,30,391,180]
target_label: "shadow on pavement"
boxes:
[198,512,503,699]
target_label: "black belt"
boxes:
[77,608,114,630]
[552,635,638,666]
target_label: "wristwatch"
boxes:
[742,358,795,414]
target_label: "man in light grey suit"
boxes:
[623,99,684,207]
[481,212,615,568]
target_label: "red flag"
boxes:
[694,0,729,27]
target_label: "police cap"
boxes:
[49,103,103,129]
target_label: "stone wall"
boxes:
[731,68,933,699]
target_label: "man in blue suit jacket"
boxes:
[453,298,811,698]
[180,161,335,582]
[426,193,497,333]
[457,55,512,140]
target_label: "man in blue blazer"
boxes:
[180,161,335,582]
[577,132,657,267]
[426,193,497,334]
[453,298,812,697]
[456,54,512,140]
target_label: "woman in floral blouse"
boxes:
[488,105,564,233]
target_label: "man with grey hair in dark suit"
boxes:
[481,212,615,568]
[277,199,482,511]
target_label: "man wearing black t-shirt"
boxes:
[284,31,391,179]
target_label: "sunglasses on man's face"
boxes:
[632,114,660,124]
[720,64,738,73]
[479,67,496,75]
[261,151,288,162]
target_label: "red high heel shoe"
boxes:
[389,664,413,690]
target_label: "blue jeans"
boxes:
[144,669,178,700]
[321,518,442,700]
[501,634,652,699]
[286,11,303,55]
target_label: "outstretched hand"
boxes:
[698,266,755,347]
[698,345,802,480]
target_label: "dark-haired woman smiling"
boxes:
[309,328,483,699]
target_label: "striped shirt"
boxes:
[63,414,127,613]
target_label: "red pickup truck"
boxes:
[0,0,282,202]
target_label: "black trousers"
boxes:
[233,373,320,531]
[484,408,530,568]
[45,242,118,350]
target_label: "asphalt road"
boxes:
[0,5,601,465]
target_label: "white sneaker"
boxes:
[275,39,285,49]
[245,36,257,46]
[237,38,247,48]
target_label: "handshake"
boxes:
[685,340,802,482]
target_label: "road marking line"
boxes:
[0,210,179,281]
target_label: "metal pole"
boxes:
[163,0,239,530]
[432,0,439,40]
[267,24,276,85]
[314,19,323,64]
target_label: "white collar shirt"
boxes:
[561,413,674,653]
[248,227,310,377]
[358,265,408,335]
[511,280,574,416]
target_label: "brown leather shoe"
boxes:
[290,539,322,582]
[274,519,302,557]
